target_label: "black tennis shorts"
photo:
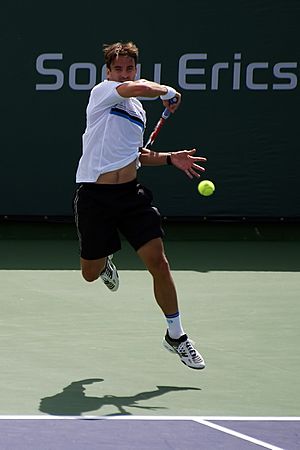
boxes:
[73,179,164,260]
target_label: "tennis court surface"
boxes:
[0,223,299,449]
[0,416,299,449]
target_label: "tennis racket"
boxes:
[145,97,177,149]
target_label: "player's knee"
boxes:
[81,259,106,283]
[82,268,100,283]
[148,255,170,277]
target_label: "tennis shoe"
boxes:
[163,331,205,370]
[100,255,119,292]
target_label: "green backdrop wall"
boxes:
[1,0,300,219]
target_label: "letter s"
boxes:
[36,53,64,91]
[273,62,297,90]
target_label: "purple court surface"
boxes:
[0,416,299,449]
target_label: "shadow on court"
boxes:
[39,379,201,416]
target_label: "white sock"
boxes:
[165,312,185,339]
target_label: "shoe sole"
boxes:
[163,340,178,354]
[163,339,206,370]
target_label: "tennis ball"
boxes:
[198,180,215,196]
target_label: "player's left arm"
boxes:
[139,148,207,179]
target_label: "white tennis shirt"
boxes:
[76,80,146,182]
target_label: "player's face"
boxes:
[107,56,137,82]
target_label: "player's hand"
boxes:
[170,149,207,179]
[162,92,181,113]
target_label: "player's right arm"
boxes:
[116,79,167,97]
[117,80,181,112]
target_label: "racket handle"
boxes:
[162,96,178,119]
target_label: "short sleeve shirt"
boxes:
[76,80,146,182]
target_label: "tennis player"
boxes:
[74,41,207,370]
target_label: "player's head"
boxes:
[103,41,138,82]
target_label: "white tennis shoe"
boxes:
[163,331,205,370]
[100,255,119,292]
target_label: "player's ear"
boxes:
[106,66,111,80]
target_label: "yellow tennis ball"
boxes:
[198,180,215,196]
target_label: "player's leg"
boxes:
[81,256,119,291]
[73,184,120,291]
[80,257,106,282]
[137,237,178,315]
[119,184,183,331]
[117,182,205,369]
[137,238,205,370]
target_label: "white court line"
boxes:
[194,418,284,450]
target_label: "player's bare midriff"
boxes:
[95,160,137,184]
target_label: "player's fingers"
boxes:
[174,92,181,105]
[190,168,201,178]
[170,103,180,113]
[185,169,193,179]
[165,94,181,113]
[193,156,207,162]
[192,163,206,172]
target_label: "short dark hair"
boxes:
[103,41,139,69]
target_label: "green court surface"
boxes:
[0,223,299,418]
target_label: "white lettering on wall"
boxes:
[35,53,298,92]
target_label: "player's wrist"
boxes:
[160,86,176,101]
